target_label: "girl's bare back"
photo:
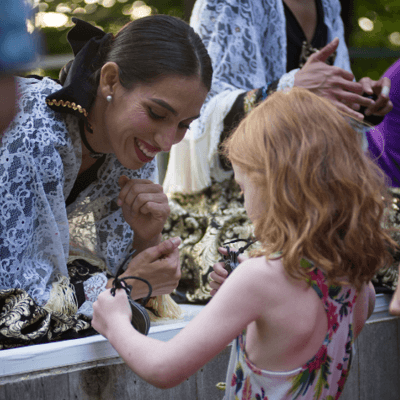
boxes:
[243,257,328,371]
[242,256,372,373]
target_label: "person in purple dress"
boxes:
[367,59,400,187]
[365,59,400,314]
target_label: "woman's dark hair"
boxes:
[60,15,212,92]
[109,15,212,90]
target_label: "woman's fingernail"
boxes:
[117,199,122,206]
[382,86,390,97]
[171,237,181,245]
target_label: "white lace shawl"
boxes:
[163,0,351,193]
[0,77,157,308]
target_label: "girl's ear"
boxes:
[98,62,120,100]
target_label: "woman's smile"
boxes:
[134,138,160,162]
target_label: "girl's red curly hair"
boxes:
[223,87,397,290]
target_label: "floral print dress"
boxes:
[224,266,358,400]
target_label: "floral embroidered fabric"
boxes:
[224,266,357,400]
[164,177,260,303]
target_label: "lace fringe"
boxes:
[43,275,78,316]
[146,294,183,323]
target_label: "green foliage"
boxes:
[36,0,400,80]
[36,0,186,55]
[351,58,398,81]
[350,0,400,78]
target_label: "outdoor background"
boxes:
[30,0,400,81]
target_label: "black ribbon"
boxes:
[45,18,112,121]
[111,251,153,335]
[222,238,255,275]
[111,250,153,307]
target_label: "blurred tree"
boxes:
[35,0,186,55]
[33,0,400,81]
[347,0,400,80]
[32,0,187,77]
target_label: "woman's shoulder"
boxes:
[12,76,67,138]
[16,76,62,98]
[2,77,71,162]
[15,76,62,120]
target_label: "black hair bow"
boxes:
[46,18,112,120]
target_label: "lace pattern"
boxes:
[83,273,108,303]
[0,77,157,307]
[190,0,350,141]
[76,273,108,317]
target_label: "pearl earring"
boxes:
[106,95,112,103]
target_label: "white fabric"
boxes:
[163,0,351,194]
[78,273,108,317]
[0,77,157,306]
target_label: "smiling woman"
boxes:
[89,71,208,170]
[0,15,212,348]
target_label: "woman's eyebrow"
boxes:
[150,98,201,120]
[150,98,178,116]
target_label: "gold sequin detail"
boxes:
[46,99,88,117]
[243,88,258,114]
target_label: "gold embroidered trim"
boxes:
[243,88,258,115]
[46,99,88,117]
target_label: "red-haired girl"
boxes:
[92,88,396,399]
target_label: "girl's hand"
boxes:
[209,247,247,296]
[118,175,170,242]
[92,289,132,338]
[109,237,182,300]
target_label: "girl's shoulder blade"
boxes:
[231,256,289,302]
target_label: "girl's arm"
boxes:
[353,281,376,339]
[92,258,266,389]
[389,263,400,316]
[367,281,376,319]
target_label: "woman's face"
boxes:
[99,74,208,170]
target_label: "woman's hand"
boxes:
[92,289,132,338]
[358,76,393,117]
[294,38,374,120]
[209,247,247,296]
[118,175,170,242]
[108,237,182,300]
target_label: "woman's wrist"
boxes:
[106,272,150,300]
[132,232,162,255]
